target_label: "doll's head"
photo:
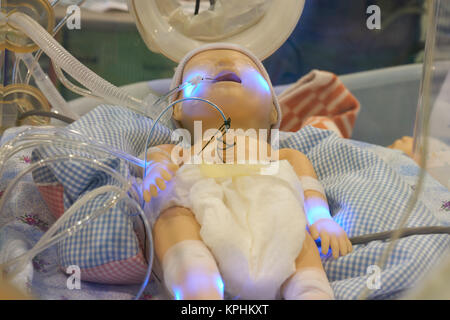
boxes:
[170,43,281,141]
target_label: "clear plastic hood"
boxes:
[162,0,271,41]
[128,0,305,62]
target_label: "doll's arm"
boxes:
[141,144,180,202]
[279,148,352,259]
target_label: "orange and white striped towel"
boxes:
[279,70,360,138]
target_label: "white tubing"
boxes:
[8,12,147,115]
[52,61,98,99]
[18,53,80,120]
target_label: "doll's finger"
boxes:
[309,225,319,240]
[330,237,339,259]
[166,162,179,173]
[346,238,353,253]
[338,237,348,256]
[150,185,158,197]
[143,190,151,203]
[159,168,172,181]
[320,233,330,255]
[155,178,166,191]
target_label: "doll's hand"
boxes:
[309,219,353,259]
[388,136,414,158]
[142,159,179,202]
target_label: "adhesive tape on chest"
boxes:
[199,163,269,178]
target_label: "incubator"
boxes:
[413,0,450,190]
[0,0,448,300]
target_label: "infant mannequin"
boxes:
[142,44,352,300]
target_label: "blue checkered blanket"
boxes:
[1,104,449,299]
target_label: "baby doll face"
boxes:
[173,49,277,140]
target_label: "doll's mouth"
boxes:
[213,72,242,84]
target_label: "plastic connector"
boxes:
[189,75,204,85]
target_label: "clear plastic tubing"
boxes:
[17,53,80,120]
[0,156,129,273]
[0,138,153,299]
[52,61,99,100]
[0,155,152,300]
[2,185,125,279]
[8,12,147,115]
[0,127,146,173]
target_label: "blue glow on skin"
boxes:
[183,67,271,99]
[183,72,204,98]
[170,273,224,299]
[184,83,196,98]
[238,68,271,96]
[307,204,332,226]
[143,162,158,184]
[216,275,224,294]
[253,72,271,94]
[173,287,182,300]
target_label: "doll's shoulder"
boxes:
[278,148,310,162]
[278,149,317,176]
[154,143,177,151]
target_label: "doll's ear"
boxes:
[172,102,183,121]
[270,103,278,125]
